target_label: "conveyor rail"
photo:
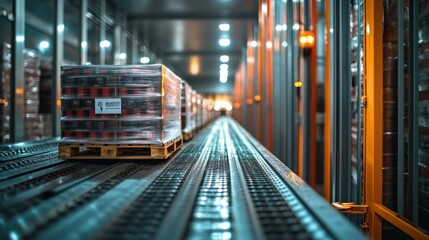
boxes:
[0,117,365,240]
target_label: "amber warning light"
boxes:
[299,31,315,48]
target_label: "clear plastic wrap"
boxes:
[195,94,203,129]
[0,43,41,143]
[181,80,194,134]
[60,64,182,145]
[202,98,208,126]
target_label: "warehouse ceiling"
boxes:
[112,0,258,94]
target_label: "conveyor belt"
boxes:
[0,117,365,240]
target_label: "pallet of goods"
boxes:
[181,80,195,141]
[58,64,183,159]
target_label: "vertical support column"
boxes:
[53,0,64,137]
[241,48,248,130]
[131,24,138,64]
[324,0,331,201]
[286,0,297,172]
[409,0,419,223]
[302,0,311,183]
[338,0,351,202]
[329,0,338,201]
[396,0,405,216]
[253,25,259,138]
[114,10,121,65]
[99,0,106,64]
[356,0,364,206]
[79,0,88,65]
[365,0,384,238]
[11,0,25,142]
[121,16,127,64]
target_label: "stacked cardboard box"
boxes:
[0,43,41,143]
[60,64,182,145]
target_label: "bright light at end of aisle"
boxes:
[219,38,230,47]
[214,100,232,111]
[140,57,150,64]
[219,23,230,31]
[220,55,229,63]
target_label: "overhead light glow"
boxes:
[220,55,229,62]
[262,3,267,14]
[16,35,24,42]
[293,23,300,30]
[119,53,127,60]
[219,23,230,31]
[81,41,87,48]
[266,41,273,48]
[220,64,228,70]
[283,24,287,31]
[249,40,258,48]
[57,24,65,32]
[100,40,111,48]
[219,38,230,47]
[281,41,288,47]
[140,56,150,64]
[275,25,282,31]
[190,56,200,75]
[39,41,50,49]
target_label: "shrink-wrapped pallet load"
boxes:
[60,64,182,145]
[181,80,195,140]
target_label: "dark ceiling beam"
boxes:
[128,12,257,21]
[161,50,241,56]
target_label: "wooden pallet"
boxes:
[58,137,183,160]
[182,131,193,141]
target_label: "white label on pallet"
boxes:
[95,98,121,114]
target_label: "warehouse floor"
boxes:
[0,117,363,240]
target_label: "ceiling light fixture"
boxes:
[220,55,229,62]
[219,23,230,31]
[220,64,228,70]
[219,38,230,47]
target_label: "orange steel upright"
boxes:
[323,0,331,201]
[247,24,255,135]
[364,0,384,238]
[257,0,264,143]
[309,0,318,188]
[264,0,273,151]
